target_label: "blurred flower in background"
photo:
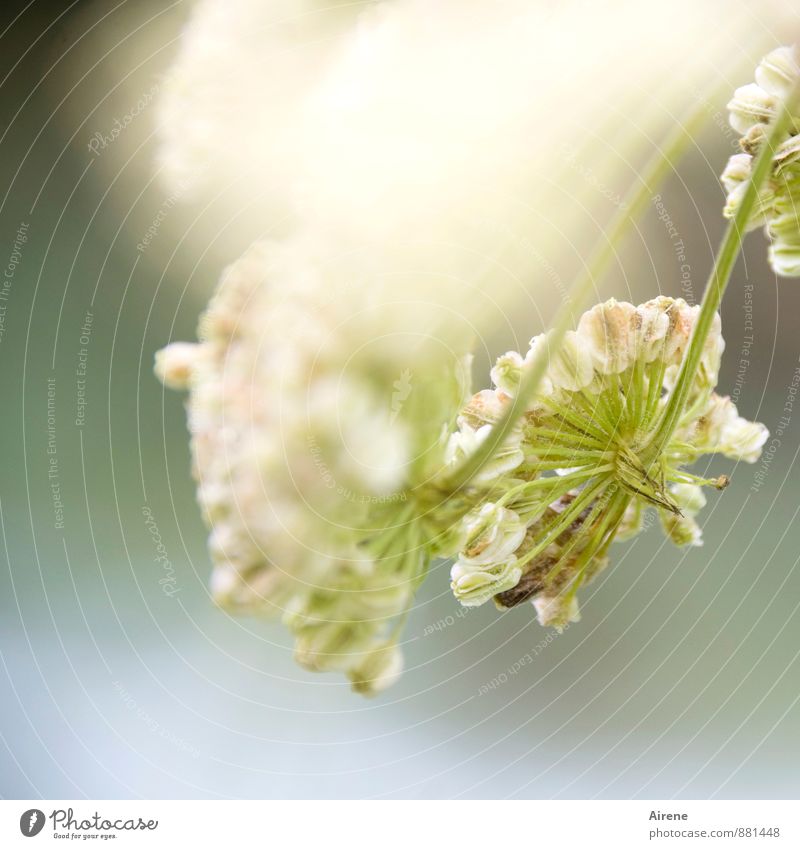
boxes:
[157,238,472,693]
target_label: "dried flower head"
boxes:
[722,45,800,276]
[447,297,767,627]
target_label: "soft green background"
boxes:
[1,0,798,799]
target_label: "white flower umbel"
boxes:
[448,297,767,626]
[722,45,800,276]
[157,241,471,695]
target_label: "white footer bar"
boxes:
[1,800,796,847]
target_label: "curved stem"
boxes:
[647,78,800,461]
[445,104,709,493]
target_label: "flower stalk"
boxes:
[648,74,800,461]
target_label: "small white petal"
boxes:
[755,46,800,98]
[451,556,522,607]
[491,350,525,396]
[727,83,776,135]
[459,503,526,566]
[577,298,638,374]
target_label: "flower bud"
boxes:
[671,483,707,515]
[460,503,527,566]
[756,46,800,98]
[727,83,777,135]
[450,556,522,607]
[349,643,404,696]
[659,511,703,547]
[491,351,525,396]
[526,331,590,394]
[577,298,638,374]
[684,394,769,463]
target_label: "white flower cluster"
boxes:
[153,3,797,697]
[722,45,800,276]
[447,297,768,628]
[156,241,470,694]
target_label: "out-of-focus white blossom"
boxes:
[156,0,365,200]
[155,341,199,390]
[158,0,796,313]
[157,240,471,692]
[349,642,405,697]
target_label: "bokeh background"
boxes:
[1,0,799,799]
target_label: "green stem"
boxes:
[504,465,614,509]
[445,105,708,492]
[647,79,800,461]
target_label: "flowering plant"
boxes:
[158,40,800,694]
